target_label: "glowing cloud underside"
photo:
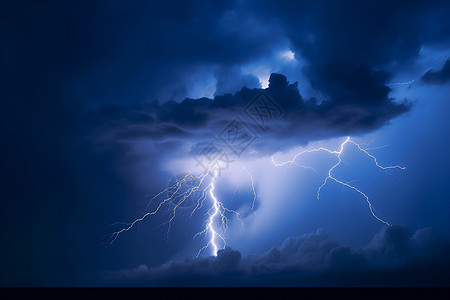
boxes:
[109,136,405,256]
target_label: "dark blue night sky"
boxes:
[1,0,450,287]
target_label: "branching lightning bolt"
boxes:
[108,172,192,244]
[195,169,223,257]
[272,136,406,226]
[109,163,249,257]
[194,168,246,257]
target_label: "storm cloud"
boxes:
[103,225,450,286]
[76,1,450,158]
[86,72,410,157]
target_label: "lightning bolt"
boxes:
[272,136,406,226]
[109,163,247,257]
[194,167,246,257]
[194,169,224,257]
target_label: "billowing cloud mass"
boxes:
[422,59,450,84]
[103,225,450,286]
[86,72,410,156]
[80,0,450,156]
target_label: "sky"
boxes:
[1,0,450,287]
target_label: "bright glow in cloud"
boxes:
[241,65,271,89]
[241,48,299,89]
[279,50,296,61]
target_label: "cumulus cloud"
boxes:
[422,59,450,84]
[102,225,450,286]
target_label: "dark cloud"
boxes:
[59,0,287,104]
[247,1,450,103]
[422,59,450,84]
[255,0,450,66]
[103,225,450,286]
[311,63,391,105]
[87,72,410,156]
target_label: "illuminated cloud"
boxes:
[279,50,296,61]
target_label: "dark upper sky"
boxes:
[1,0,450,286]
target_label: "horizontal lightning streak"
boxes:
[386,79,417,86]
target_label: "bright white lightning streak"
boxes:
[194,167,245,257]
[110,164,248,258]
[199,170,221,256]
[272,136,406,226]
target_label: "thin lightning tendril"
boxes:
[386,79,417,86]
[272,136,406,226]
[242,166,257,214]
[108,172,192,244]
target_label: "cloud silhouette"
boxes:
[422,59,450,85]
[86,72,410,157]
[103,225,450,286]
